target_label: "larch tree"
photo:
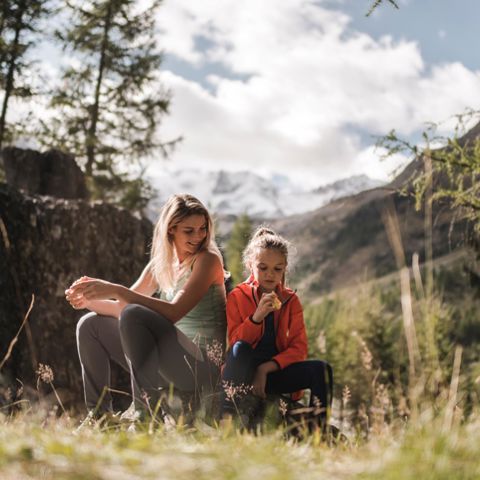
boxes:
[40,0,176,211]
[0,0,51,149]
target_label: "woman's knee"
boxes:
[119,304,146,332]
[76,312,99,341]
[119,303,170,335]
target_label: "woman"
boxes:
[66,194,227,418]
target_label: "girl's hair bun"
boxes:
[253,227,276,238]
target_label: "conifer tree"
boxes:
[226,214,253,285]
[39,0,174,210]
[0,0,50,148]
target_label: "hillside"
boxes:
[267,124,480,299]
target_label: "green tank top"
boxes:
[161,270,227,351]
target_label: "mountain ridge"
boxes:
[147,169,384,220]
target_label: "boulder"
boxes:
[0,182,153,411]
[1,147,88,199]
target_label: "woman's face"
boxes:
[169,214,208,260]
[251,248,286,293]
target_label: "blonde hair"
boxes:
[150,193,224,291]
[242,226,291,285]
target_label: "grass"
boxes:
[0,407,479,479]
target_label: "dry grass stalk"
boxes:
[0,215,10,250]
[412,252,425,299]
[382,206,421,382]
[316,330,327,354]
[443,345,463,433]
[0,294,35,371]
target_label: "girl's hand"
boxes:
[252,292,277,323]
[67,278,122,302]
[252,361,278,399]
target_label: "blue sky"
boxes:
[346,0,480,70]
[23,0,480,189]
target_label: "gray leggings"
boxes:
[76,304,219,413]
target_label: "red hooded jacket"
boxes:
[226,276,308,371]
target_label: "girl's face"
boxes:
[170,214,208,260]
[251,248,286,293]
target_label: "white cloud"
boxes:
[152,0,480,186]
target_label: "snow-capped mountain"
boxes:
[146,169,384,221]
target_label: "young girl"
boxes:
[221,227,333,426]
[66,194,227,417]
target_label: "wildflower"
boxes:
[352,331,373,371]
[222,381,252,402]
[342,385,351,410]
[36,363,54,386]
[35,363,66,414]
[206,339,224,367]
[279,398,288,417]
[312,395,325,416]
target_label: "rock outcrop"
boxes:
[0,181,153,410]
[1,147,88,199]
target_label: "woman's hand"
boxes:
[252,292,277,323]
[67,278,122,302]
[65,276,91,310]
[65,292,89,310]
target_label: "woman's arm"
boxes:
[83,299,125,318]
[69,251,222,323]
[118,251,221,321]
[66,264,158,318]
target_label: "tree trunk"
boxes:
[86,0,113,177]
[0,6,23,149]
